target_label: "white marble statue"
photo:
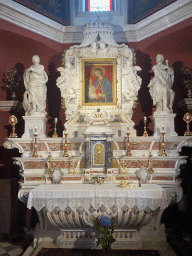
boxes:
[57,59,77,120]
[23,55,48,116]
[148,54,175,113]
[122,60,142,116]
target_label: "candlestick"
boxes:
[160,126,167,156]
[148,152,154,174]
[183,112,192,136]
[63,129,69,157]
[52,118,58,138]
[32,128,39,158]
[126,127,132,156]
[143,116,148,137]
[47,151,52,175]
[70,153,76,174]
[9,115,18,138]
[120,154,127,174]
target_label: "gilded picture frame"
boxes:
[81,58,117,106]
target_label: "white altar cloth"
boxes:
[27,184,168,212]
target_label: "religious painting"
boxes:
[81,58,117,106]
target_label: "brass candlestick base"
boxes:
[32,128,39,158]
[120,155,127,174]
[143,119,148,137]
[184,112,192,136]
[47,152,52,175]
[52,120,58,138]
[126,129,132,156]
[70,155,76,174]
[148,152,154,174]
[160,127,167,157]
[9,115,18,138]
[63,131,69,157]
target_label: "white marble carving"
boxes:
[23,55,48,117]
[122,59,142,117]
[148,54,175,113]
[22,116,47,138]
[153,112,177,137]
[56,22,142,138]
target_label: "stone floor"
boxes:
[0,230,33,256]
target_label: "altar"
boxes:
[27,183,168,249]
[3,21,191,250]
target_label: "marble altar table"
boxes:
[27,184,168,249]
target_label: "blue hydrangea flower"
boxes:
[100,216,112,227]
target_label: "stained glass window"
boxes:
[88,0,112,12]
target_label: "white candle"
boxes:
[127,127,129,132]
[34,127,38,135]
[122,150,125,156]
[11,117,15,122]
[72,151,75,157]
[55,118,58,123]
[144,116,147,121]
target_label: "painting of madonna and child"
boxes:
[82,59,117,105]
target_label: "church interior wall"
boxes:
[1,15,192,234]
[1,17,192,150]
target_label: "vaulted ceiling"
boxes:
[12,0,177,25]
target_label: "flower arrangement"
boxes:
[183,66,192,89]
[96,214,116,255]
[2,68,22,100]
[92,175,104,184]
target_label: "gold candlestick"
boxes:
[160,126,167,156]
[52,118,58,138]
[63,129,69,157]
[148,152,154,174]
[47,151,52,175]
[70,152,76,174]
[126,127,132,156]
[9,115,18,138]
[32,127,39,158]
[183,112,192,136]
[120,152,127,174]
[143,117,148,137]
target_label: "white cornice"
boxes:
[125,0,192,42]
[0,0,192,44]
[0,0,65,43]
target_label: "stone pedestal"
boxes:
[153,112,178,137]
[22,116,47,138]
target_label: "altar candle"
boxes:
[144,116,147,121]
[127,127,129,133]
[55,118,58,123]
[11,117,15,122]
[122,150,125,156]
[34,127,38,135]
[72,151,75,157]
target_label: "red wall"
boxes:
[0,17,192,151]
